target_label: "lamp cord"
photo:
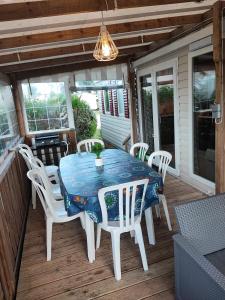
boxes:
[104,0,109,11]
[101,11,104,25]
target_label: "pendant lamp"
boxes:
[93,13,118,61]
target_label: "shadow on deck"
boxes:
[16,175,205,300]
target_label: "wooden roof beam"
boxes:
[0,0,204,22]
[0,14,203,50]
[1,45,149,73]
[0,32,171,65]
[8,57,129,81]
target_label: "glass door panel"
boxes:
[156,68,176,168]
[140,74,155,153]
[192,52,215,182]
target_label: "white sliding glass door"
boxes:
[189,47,215,187]
[137,60,179,175]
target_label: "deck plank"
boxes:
[17,175,205,300]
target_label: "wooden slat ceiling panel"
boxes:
[0,0,202,22]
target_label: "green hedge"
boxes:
[71,95,97,140]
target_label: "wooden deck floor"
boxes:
[16,175,206,300]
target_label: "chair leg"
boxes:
[80,215,85,230]
[155,204,161,218]
[145,207,156,245]
[46,218,53,261]
[84,212,95,263]
[111,231,121,281]
[130,230,138,245]
[32,183,36,209]
[134,224,148,271]
[160,194,172,231]
[134,234,138,244]
[130,230,135,238]
[96,225,101,249]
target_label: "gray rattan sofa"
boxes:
[173,194,225,300]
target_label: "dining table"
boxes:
[59,148,163,263]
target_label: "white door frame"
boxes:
[137,58,180,176]
[137,70,158,152]
[188,45,215,191]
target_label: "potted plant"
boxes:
[91,143,104,167]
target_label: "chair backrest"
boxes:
[148,150,172,183]
[18,148,33,170]
[175,194,225,255]
[130,142,149,162]
[27,169,57,218]
[98,179,149,230]
[77,139,105,153]
[17,143,33,156]
[30,157,47,173]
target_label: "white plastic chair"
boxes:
[18,147,59,209]
[147,150,172,231]
[27,169,85,261]
[130,142,149,162]
[77,139,105,153]
[30,157,62,201]
[96,179,149,280]
[18,144,59,180]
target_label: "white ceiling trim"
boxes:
[0,9,209,38]
[0,0,216,30]
[0,5,212,36]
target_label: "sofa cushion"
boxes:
[206,248,225,276]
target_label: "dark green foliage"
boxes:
[71,95,97,140]
[91,142,104,159]
[24,92,68,131]
[158,86,173,103]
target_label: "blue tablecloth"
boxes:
[59,149,163,223]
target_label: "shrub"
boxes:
[71,95,97,140]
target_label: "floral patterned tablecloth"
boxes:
[59,149,163,223]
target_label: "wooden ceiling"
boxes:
[0,0,216,79]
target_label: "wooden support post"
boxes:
[10,77,26,137]
[213,0,225,193]
[127,61,138,144]
[67,129,77,153]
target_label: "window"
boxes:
[21,82,70,133]
[74,80,124,115]
[0,83,19,157]
[104,90,110,113]
[117,89,125,116]
[192,52,215,182]
[140,74,154,153]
